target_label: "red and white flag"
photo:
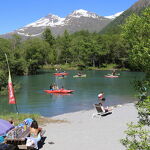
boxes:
[8,71,16,104]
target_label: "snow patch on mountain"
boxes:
[17,31,43,37]
[68,9,99,19]
[105,11,124,19]
[25,14,65,27]
[2,9,120,37]
[24,9,102,28]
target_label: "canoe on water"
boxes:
[57,76,65,79]
[44,89,74,93]
[104,75,119,78]
[73,74,86,78]
[54,72,69,76]
[107,73,120,76]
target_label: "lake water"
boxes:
[0,70,144,117]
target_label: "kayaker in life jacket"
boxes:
[53,83,59,90]
[77,72,82,76]
[50,84,53,90]
[112,69,116,76]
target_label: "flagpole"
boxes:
[5,53,19,114]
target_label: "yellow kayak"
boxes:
[73,74,86,78]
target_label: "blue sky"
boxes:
[0,0,138,34]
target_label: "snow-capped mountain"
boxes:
[105,11,124,19]
[1,9,122,38]
[25,14,65,28]
[67,9,100,19]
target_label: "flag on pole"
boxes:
[8,71,16,104]
[5,53,18,113]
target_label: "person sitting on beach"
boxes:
[29,120,39,137]
[26,120,41,149]
[98,92,105,102]
[99,102,113,112]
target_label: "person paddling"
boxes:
[112,69,116,76]
[49,84,53,90]
[77,72,82,76]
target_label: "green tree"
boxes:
[23,38,50,74]
[121,7,150,72]
[0,38,12,93]
[121,8,150,150]
[59,30,72,64]
[42,28,56,64]
[42,28,55,46]
[10,34,22,49]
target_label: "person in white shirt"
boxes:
[98,92,105,101]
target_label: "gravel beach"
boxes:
[40,103,138,150]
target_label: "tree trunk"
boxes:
[92,59,95,67]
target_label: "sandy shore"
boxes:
[40,103,138,150]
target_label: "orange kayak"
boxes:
[54,73,69,76]
[44,89,74,93]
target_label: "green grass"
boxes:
[42,63,129,71]
[43,64,78,70]
[0,113,68,126]
[0,113,41,126]
[100,63,118,70]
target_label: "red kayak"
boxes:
[54,72,69,76]
[44,89,74,93]
[52,93,72,96]
[104,75,119,78]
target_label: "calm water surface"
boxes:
[0,70,144,117]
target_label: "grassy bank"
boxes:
[42,63,129,71]
[0,113,68,126]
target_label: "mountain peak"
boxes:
[72,9,88,15]
[46,14,60,19]
[25,14,65,28]
[68,9,100,19]
[1,9,122,38]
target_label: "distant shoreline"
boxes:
[42,64,129,71]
